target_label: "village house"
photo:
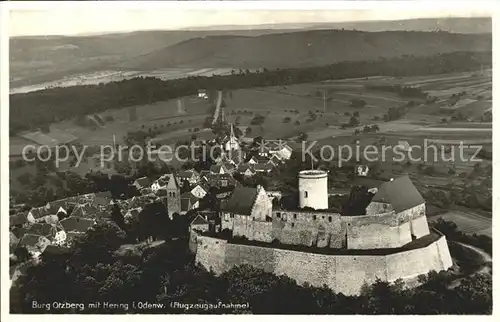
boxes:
[177,170,200,185]
[253,163,274,174]
[221,185,273,221]
[181,192,200,214]
[237,164,256,177]
[189,214,210,233]
[26,222,67,245]
[10,232,20,253]
[151,174,169,193]
[59,217,96,241]
[205,173,237,189]
[190,183,208,199]
[268,154,283,167]
[210,164,229,175]
[123,207,142,222]
[355,165,370,177]
[27,206,63,224]
[269,144,293,161]
[70,203,100,218]
[10,213,28,228]
[18,234,51,257]
[133,176,153,191]
[199,170,212,179]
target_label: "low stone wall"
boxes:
[195,234,453,296]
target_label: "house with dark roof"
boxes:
[95,191,112,199]
[221,160,237,173]
[181,192,200,214]
[10,232,20,253]
[94,192,112,207]
[253,162,274,173]
[10,213,27,227]
[237,164,256,177]
[27,222,67,245]
[18,234,51,256]
[199,170,211,178]
[59,217,96,236]
[189,214,209,232]
[177,170,200,185]
[26,207,50,224]
[268,154,283,167]
[205,173,237,189]
[221,185,272,223]
[365,176,425,216]
[210,164,228,175]
[70,203,100,219]
[133,176,152,190]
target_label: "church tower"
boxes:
[166,173,181,218]
[224,123,240,152]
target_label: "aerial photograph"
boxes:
[5,4,493,316]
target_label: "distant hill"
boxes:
[9,29,296,86]
[120,30,492,70]
[9,17,492,86]
[186,17,491,34]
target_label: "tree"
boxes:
[17,173,33,186]
[349,116,360,127]
[350,99,367,108]
[297,132,308,142]
[111,203,126,230]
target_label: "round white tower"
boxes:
[298,170,328,210]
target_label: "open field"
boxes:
[428,209,492,237]
[9,70,492,191]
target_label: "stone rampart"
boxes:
[342,211,412,249]
[194,233,453,296]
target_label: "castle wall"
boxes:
[189,229,199,253]
[194,234,452,296]
[366,202,393,216]
[195,236,228,274]
[397,204,429,238]
[386,234,453,281]
[272,211,344,248]
[231,214,274,243]
[342,212,412,249]
[225,243,275,272]
[334,255,388,294]
[273,249,337,289]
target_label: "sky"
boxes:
[8,5,492,37]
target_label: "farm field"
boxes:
[428,209,492,237]
[9,70,492,185]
